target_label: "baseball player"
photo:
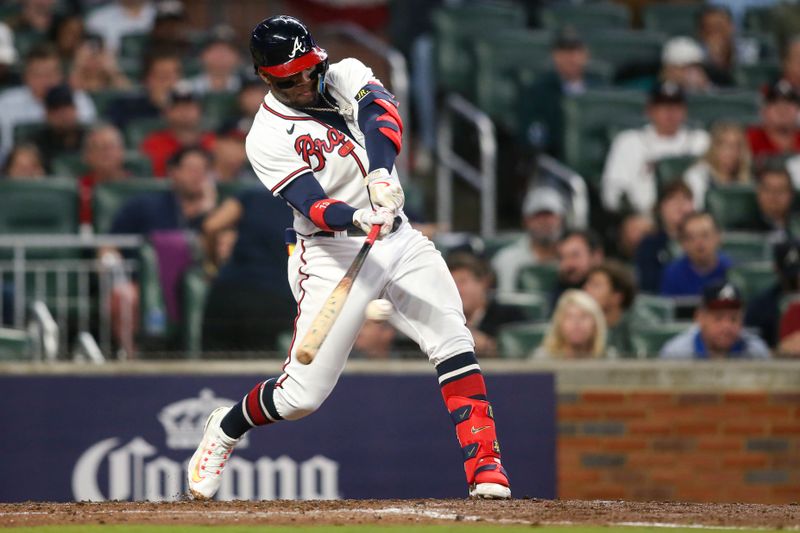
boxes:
[187,15,511,500]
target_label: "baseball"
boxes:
[365,298,393,321]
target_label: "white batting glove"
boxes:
[364,168,404,214]
[352,207,395,239]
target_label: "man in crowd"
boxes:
[583,261,638,357]
[85,0,156,53]
[552,229,604,308]
[660,280,770,359]
[448,252,526,358]
[186,26,243,95]
[696,5,760,84]
[660,212,732,297]
[735,164,796,236]
[79,124,129,229]
[747,79,800,158]
[31,84,85,170]
[780,36,800,94]
[660,36,713,92]
[602,81,709,215]
[0,43,96,163]
[492,186,565,292]
[745,239,800,348]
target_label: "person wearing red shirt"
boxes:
[79,123,129,229]
[747,79,800,158]
[140,83,214,177]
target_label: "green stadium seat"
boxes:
[630,322,693,359]
[720,232,770,262]
[13,29,44,60]
[497,322,550,359]
[494,291,548,322]
[182,267,209,358]
[654,155,697,192]
[686,91,760,127]
[13,122,46,145]
[744,5,775,33]
[583,30,666,74]
[218,181,256,202]
[0,328,30,361]
[706,185,760,230]
[0,179,78,234]
[51,151,153,179]
[138,242,173,341]
[642,3,704,36]
[631,294,676,323]
[516,263,559,293]
[483,231,524,259]
[90,88,136,115]
[202,92,239,129]
[727,262,777,300]
[93,179,171,233]
[540,2,630,32]
[563,89,647,181]
[734,60,781,90]
[124,117,166,148]
[119,33,150,62]
[432,3,526,97]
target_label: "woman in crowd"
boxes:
[2,144,45,179]
[533,289,607,359]
[683,122,752,209]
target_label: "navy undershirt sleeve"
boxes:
[279,172,356,231]
[358,102,399,173]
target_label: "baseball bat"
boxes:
[295,223,382,365]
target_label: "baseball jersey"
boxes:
[246,58,402,236]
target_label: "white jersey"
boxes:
[246,58,402,236]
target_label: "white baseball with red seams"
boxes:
[245,58,474,422]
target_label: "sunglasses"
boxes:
[272,63,325,90]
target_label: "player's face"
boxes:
[263,65,322,108]
[698,308,743,354]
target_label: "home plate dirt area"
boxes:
[1,499,799,529]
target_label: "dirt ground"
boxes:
[1,499,799,529]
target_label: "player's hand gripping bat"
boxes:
[295,224,382,365]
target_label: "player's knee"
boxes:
[280,387,330,420]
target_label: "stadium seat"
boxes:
[727,262,776,299]
[483,232,524,259]
[90,88,137,116]
[202,92,239,130]
[734,60,781,90]
[516,263,559,293]
[432,3,526,97]
[12,122,46,145]
[51,151,153,179]
[563,89,647,181]
[539,2,631,32]
[0,327,30,361]
[495,291,549,322]
[182,267,209,358]
[583,30,665,74]
[217,181,256,202]
[124,117,166,149]
[720,232,770,262]
[642,3,704,36]
[138,242,174,341]
[497,322,550,359]
[631,294,676,323]
[474,30,553,131]
[0,179,78,234]
[744,5,775,33]
[686,91,760,127]
[654,155,697,192]
[93,179,171,234]
[119,33,150,63]
[630,322,693,359]
[706,186,760,230]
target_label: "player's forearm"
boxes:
[359,103,399,172]
[281,172,356,231]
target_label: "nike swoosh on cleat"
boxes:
[471,425,491,434]
[191,455,205,483]
[287,124,295,134]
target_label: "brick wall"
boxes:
[558,391,800,503]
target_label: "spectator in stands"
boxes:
[351,320,398,360]
[201,187,295,354]
[636,180,696,293]
[778,298,800,357]
[211,125,254,183]
[553,229,604,308]
[526,28,603,158]
[68,37,132,93]
[583,261,637,357]
[148,0,191,56]
[781,36,800,94]
[140,83,215,177]
[1,143,45,179]
[448,252,526,358]
[85,0,156,53]
[533,289,607,359]
[660,37,714,93]
[734,164,796,236]
[696,5,759,84]
[7,0,56,36]
[31,84,86,170]
[0,22,19,89]
[186,26,242,95]
[747,79,800,158]
[492,187,565,293]
[615,212,655,262]
[107,49,181,130]
[48,13,85,64]
[745,239,800,348]
[660,280,770,359]
[660,212,732,297]
[683,122,752,210]
[602,81,709,215]
[78,124,129,228]
[0,44,96,164]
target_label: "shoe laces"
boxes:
[200,433,234,476]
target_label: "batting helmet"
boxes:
[250,15,328,78]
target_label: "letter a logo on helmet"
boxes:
[250,15,328,78]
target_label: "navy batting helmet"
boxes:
[250,15,328,78]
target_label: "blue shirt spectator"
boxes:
[660,253,733,296]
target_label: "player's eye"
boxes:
[273,64,324,90]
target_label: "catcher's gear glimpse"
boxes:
[250,15,329,83]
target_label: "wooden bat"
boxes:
[295,224,382,365]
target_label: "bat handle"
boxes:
[365,223,382,245]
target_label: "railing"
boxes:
[436,94,497,238]
[0,234,143,358]
[319,22,411,179]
